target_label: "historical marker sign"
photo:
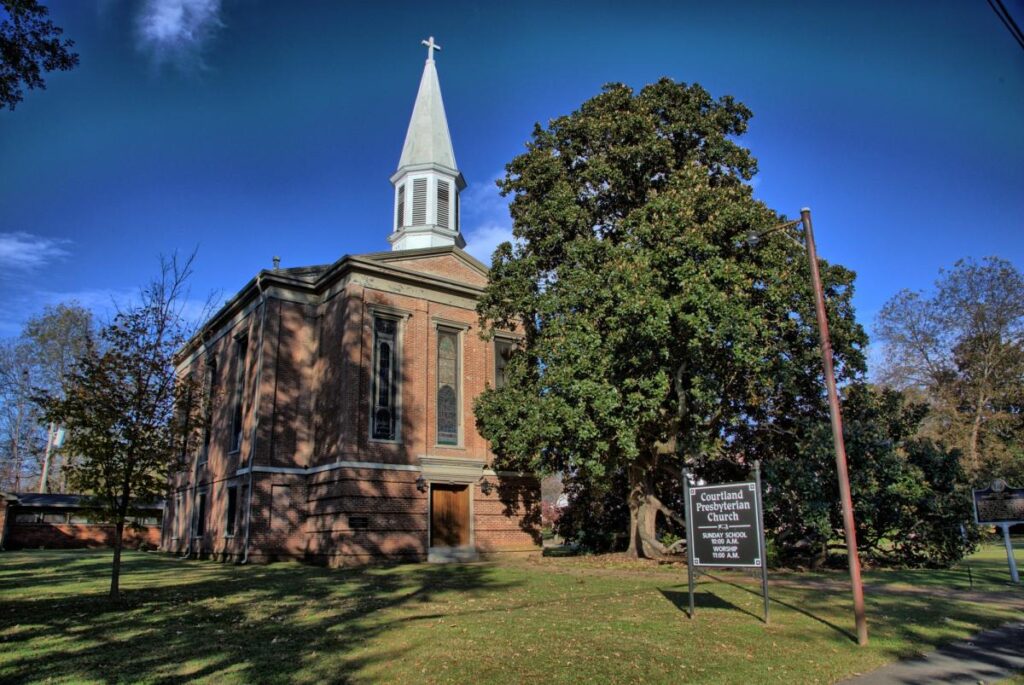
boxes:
[687,481,765,568]
[973,480,1024,526]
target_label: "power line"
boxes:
[987,0,1024,52]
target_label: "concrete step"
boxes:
[428,546,479,563]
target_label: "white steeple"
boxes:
[389,36,466,251]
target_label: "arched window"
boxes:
[436,329,459,445]
[372,317,398,440]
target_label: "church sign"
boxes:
[683,463,770,622]
[686,481,764,568]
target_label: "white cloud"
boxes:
[462,171,518,264]
[136,0,223,66]
[0,232,71,272]
[463,223,515,264]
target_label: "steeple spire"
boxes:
[389,37,466,251]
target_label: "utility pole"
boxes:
[800,208,868,646]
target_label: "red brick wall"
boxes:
[476,475,543,556]
[303,468,427,565]
[379,253,489,287]
[162,251,541,565]
[6,522,160,550]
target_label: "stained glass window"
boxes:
[437,329,459,444]
[372,316,398,440]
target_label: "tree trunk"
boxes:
[968,399,984,475]
[110,520,123,601]
[626,487,640,557]
[625,460,679,559]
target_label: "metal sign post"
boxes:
[685,465,769,623]
[973,479,1023,584]
[1002,524,1020,585]
[753,461,770,624]
[683,469,697,619]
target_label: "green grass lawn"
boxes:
[0,545,1021,684]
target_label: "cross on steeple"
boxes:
[421,36,441,62]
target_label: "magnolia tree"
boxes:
[474,79,867,559]
[41,255,202,600]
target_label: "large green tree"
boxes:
[876,257,1024,483]
[768,383,975,567]
[41,257,200,601]
[474,79,867,558]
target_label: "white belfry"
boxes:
[389,36,466,251]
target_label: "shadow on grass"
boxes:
[700,571,857,642]
[0,549,119,590]
[0,550,519,684]
[658,588,763,622]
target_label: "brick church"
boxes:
[161,38,541,565]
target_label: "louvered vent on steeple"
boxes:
[411,178,427,225]
[396,185,405,230]
[437,180,449,229]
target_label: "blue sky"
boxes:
[2,0,1022,372]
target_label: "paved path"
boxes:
[839,621,1024,684]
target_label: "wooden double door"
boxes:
[430,484,470,547]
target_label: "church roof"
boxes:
[396,48,458,174]
[175,246,488,365]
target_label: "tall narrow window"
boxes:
[200,357,217,462]
[225,484,238,537]
[175,493,185,539]
[371,316,398,441]
[455,192,460,232]
[396,184,405,230]
[178,373,194,462]
[494,339,514,389]
[194,490,207,537]
[411,178,427,225]
[436,328,460,445]
[230,336,248,453]
[437,180,450,229]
